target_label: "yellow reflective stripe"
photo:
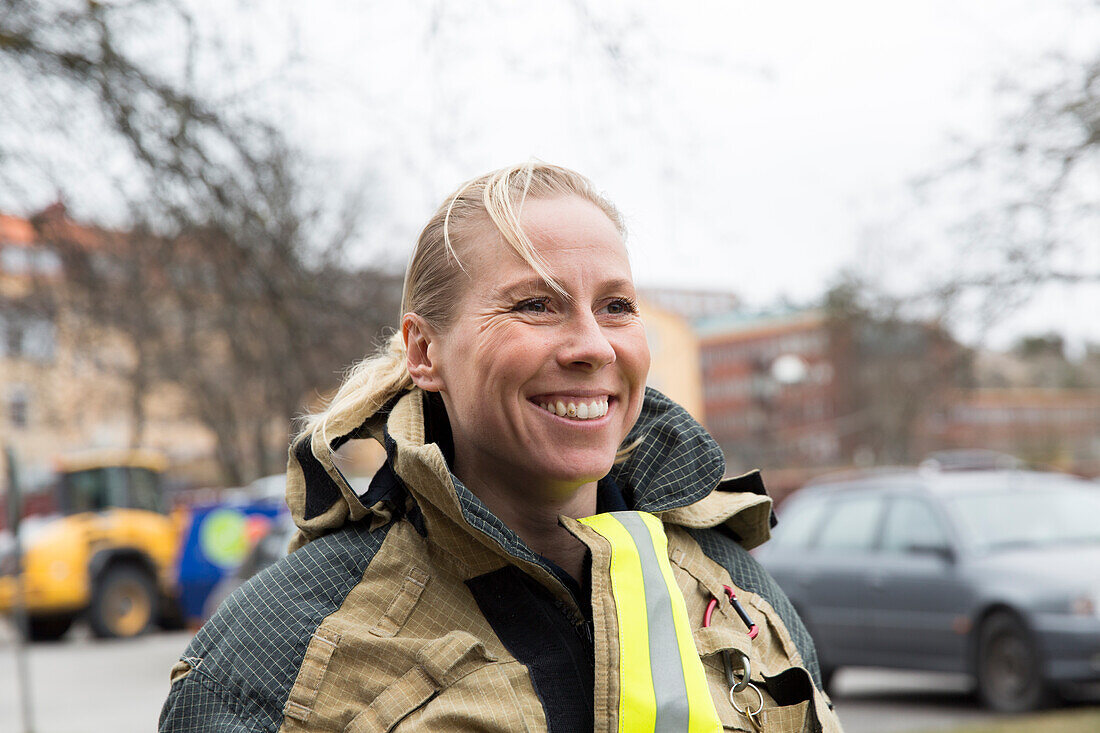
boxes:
[582,512,658,732]
[633,513,722,733]
[617,512,691,729]
[580,511,722,732]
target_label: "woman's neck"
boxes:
[459,471,597,583]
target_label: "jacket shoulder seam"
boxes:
[170,663,277,732]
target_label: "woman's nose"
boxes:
[557,312,616,371]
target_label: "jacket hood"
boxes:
[285,386,774,555]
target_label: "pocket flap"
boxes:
[694,624,753,660]
[755,700,810,732]
[345,631,498,733]
[416,631,497,687]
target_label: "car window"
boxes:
[815,494,884,551]
[128,468,163,513]
[771,493,828,550]
[948,484,1100,551]
[64,468,109,513]
[881,497,948,553]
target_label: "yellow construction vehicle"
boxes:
[0,449,183,640]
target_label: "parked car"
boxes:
[756,467,1100,712]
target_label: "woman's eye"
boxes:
[515,298,549,313]
[604,298,638,316]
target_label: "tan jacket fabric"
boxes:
[160,388,845,732]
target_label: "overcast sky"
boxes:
[15,0,1100,352]
[257,0,1100,351]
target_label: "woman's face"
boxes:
[422,195,650,499]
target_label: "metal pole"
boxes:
[4,445,34,733]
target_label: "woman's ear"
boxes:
[402,313,445,393]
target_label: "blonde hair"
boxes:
[300,160,625,447]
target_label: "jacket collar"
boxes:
[285,386,773,557]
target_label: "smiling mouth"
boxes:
[532,396,610,421]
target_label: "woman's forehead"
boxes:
[468,234,633,292]
[465,197,628,271]
[519,195,624,245]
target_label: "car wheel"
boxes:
[88,565,157,639]
[975,611,1047,712]
[23,613,74,642]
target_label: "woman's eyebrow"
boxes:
[492,276,637,299]
[598,277,636,293]
[493,277,553,300]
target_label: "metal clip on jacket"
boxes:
[704,585,765,727]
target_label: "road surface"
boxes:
[1,621,1097,732]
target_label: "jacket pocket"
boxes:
[694,626,818,733]
[344,631,539,733]
[715,674,815,733]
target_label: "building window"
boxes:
[0,245,62,276]
[0,313,55,362]
[8,385,29,429]
[2,317,20,357]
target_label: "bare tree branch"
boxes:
[2,0,400,484]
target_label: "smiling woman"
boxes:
[402,194,650,581]
[159,162,846,732]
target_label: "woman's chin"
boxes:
[533,453,616,488]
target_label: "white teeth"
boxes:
[537,397,609,420]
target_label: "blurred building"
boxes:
[638,288,742,322]
[639,293,849,496]
[929,389,1100,474]
[642,284,1100,486]
[696,309,838,473]
[0,207,217,489]
[638,295,704,421]
[640,292,978,497]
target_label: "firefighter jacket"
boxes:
[159,387,845,732]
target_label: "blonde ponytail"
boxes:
[299,331,413,449]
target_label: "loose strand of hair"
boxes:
[483,163,568,299]
[301,332,412,449]
[441,186,471,276]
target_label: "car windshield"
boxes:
[947,485,1100,552]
